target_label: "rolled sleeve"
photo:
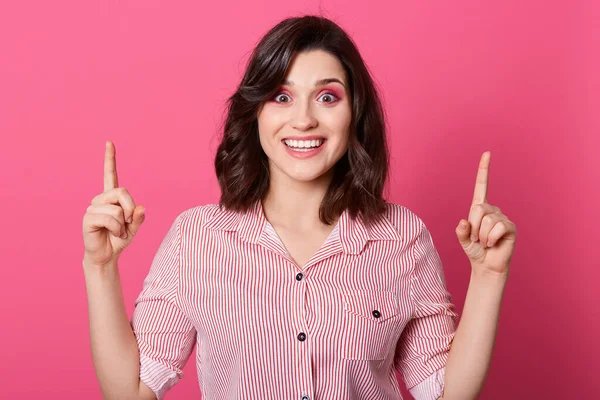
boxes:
[131,213,197,400]
[394,220,459,399]
[408,366,446,400]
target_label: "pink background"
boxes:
[1,0,597,398]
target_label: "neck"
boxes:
[262,166,336,231]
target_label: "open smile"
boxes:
[281,138,327,159]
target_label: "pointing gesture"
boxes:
[82,141,146,269]
[455,151,517,276]
[104,139,119,192]
[471,151,489,205]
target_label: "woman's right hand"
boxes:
[82,141,146,269]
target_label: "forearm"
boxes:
[441,268,508,400]
[83,257,143,400]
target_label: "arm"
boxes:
[129,212,197,399]
[439,269,508,400]
[83,258,156,400]
[393,221,460,398]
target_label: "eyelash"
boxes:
[272,91,340,104]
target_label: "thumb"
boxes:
[128,205,146,237]
[455,219,472,249]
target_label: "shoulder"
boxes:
[382,201,426,230]
[171,203,225,233]
[379,201,428,243]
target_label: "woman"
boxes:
[82,15,517,400]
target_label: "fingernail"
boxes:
[471,235,477,242]
[127,217,133,223]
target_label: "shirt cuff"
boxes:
[139,353,182,400]
[408,366,446,400]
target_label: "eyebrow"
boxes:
[282,78,346,88]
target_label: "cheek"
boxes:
[257,116,277,147]
[324,103,352,129]
[257,127,285,164]
[327,111,352,147]
[258,109,284,136]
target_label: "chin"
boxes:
[284,169,328,182]
[266,152,339,183]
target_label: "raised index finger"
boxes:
[471,151,490,205]
[104,140,118,192]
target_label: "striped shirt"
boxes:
[131,199,459,399]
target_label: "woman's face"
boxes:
[257,50,352,184]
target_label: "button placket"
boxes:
[296,270,313,400]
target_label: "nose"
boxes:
[291,102,318,131]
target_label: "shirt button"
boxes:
[296,273,303,281]
[301,396,310,400]
[297,332,306,341]
[372,309,381,318]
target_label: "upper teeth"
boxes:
[284,139,323,148]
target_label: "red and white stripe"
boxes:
[131,200,459,399]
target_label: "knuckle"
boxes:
[111,207,123,221]
[118,187,134,205]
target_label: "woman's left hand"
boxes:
[456,151,518,277]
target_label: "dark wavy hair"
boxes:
[214,14,390,226]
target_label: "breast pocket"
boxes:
[339,289,406,361]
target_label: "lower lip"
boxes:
[282,140,326,159]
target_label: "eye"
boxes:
[318,92,339,103]
[272,91,340,104]
[274,93,291,103]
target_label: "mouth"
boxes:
[281,137,327,159]
[281,138,326,152]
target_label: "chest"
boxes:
[183,241,412,363]
[274,225,333,269]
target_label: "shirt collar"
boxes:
[204,199,400,254]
